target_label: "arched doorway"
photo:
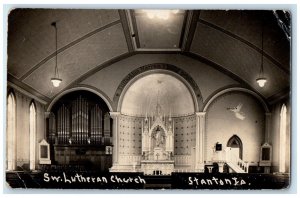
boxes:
[227,135,243,160]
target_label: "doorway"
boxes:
[227,135,243,160]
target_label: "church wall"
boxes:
[269,98,290,173]
[174,115,196,155]
[13,89,45,169]
[81,54,238,104]
[205,92,265,164]
[118,115,143,156]
[173,115,196,169]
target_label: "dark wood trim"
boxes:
[198,18,290,75]
[182,10,200,52]
[129,10,140,48]
[19,20,121,81]
[7,73,50,103]
[118,10,134,52]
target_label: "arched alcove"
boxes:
[120,73,196,117]
[113,63,203,112]
[47,90,113,171]
[227,135,243,159]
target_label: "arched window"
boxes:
[279,104,287,173]
[7,92,16,171]
[29,102,37,170]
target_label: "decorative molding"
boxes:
[195,112,206,117]
[113,63,203,112]
[198,18,289,74]
[20,19,121,81]
[109,112,121,119]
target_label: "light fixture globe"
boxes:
[51,78,62,87]
[256,77,267,87]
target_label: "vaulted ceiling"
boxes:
[7,9,290,104]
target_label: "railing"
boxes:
[224,148,248,173]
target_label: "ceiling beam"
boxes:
[118,10,134,52]
[181,10,200,52]
[129,10,141,48]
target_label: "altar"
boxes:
[140,103,175,175]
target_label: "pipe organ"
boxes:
[48,112,56,144]
[90,104,102,144]
[58,104,70,144]
[48,95,111,145]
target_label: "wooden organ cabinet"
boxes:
[47,92,112,171]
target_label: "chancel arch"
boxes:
[110,67,201,175]
[6,91,16,171]
[114,63,203,112]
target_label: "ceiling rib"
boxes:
[19,19,121,81]
[182,10,200,52]
[178,10,188,49]
[129,10,141,48]
[198,18,289,74]
[118,10,134,52]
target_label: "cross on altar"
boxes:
[156,153,160,160]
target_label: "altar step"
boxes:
[143,175,172,189]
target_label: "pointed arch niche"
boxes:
[7,92,16,171]
[227,135,243,159]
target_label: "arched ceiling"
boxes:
[121,73,195,116]
[6,9,290,104]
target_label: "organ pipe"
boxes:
[53,95,108,145]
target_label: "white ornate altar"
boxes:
[140,103,175,175]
